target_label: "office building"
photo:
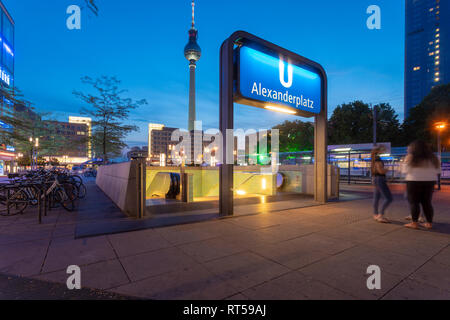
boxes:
[148,124,178,163]
[0,0,14,117]
[405,0,449,117]
[69,116,93,158]
[42,120,89,164]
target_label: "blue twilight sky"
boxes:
[4,0,405,146]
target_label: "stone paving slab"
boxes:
[0,183,449,300]
[35,259,130,291]
[0,273,134,300]
[42,235,117,274]
[119,246,199,282]
[111,264,237,300]
[382,279,450,300]
[107,229,172,258]
[242,271,354,300]
[203,251,291,292]
[0,239,50,277]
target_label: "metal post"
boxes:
[347,150,351,185]
[6,188,10,216]
[314,107,328,203]
[219,38,234,217]
[38,187,42,224]
[373,105,377,146]
[437,132,441,191]
[135,158,146,219]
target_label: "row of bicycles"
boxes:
[0,169,87,219]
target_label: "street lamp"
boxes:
[435,122,447,190]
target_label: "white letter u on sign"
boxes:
[279,57,293,88]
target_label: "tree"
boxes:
[0,86,72,163]
[373,103,402,146]
[328,101,373,145]
[273,120,314,152]
[402,84,450,150]
[73,76,148,162]
[328,100,402,146]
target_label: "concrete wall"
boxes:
[96,162,138,217]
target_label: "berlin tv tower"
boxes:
[184,0,201,132]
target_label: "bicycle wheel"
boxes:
[0,189,29,216]
[70,175,83,188]
[60,183,77,212]
[76,183,87,199]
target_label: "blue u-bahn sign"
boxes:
[234,43,324,117]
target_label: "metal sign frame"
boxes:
[219,31,328,216]
[234,43,322,117]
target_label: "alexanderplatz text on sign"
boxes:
[219,31,328,216]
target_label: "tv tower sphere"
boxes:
[184,1,201,64]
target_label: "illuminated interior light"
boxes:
[236,190,246,196]
[3,43,13,56]
[435,78,440,82]
[261,178,267,190]
[332,148,352,152]
[265,105,297,115]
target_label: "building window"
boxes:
[2,12,14,48]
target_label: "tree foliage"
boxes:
[328,101,402,146]
[73,76,148,162]
[0,86,71,162]
[402,84,450,150]
[273,120,314,152]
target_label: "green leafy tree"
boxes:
[373,103,402,146]
[402,84,450,150]
[0,86,72,163]
[328,101,402,146]
[273,120,314,152]
[328,101,373,145]
[73,76,148,162]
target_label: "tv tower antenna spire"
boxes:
[191,0,195,28]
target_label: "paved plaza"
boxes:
[0,182,449,300]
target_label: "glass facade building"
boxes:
[0,0,13,89]
[405,0,449,117]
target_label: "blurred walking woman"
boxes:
[403,140,440,230]
[371,147,393,223]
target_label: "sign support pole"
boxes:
[219,38,234,217]
[315,108,328,203]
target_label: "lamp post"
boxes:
[435,122,447,191]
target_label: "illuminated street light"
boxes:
[435,122,446,130]
[435,122,447,191]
